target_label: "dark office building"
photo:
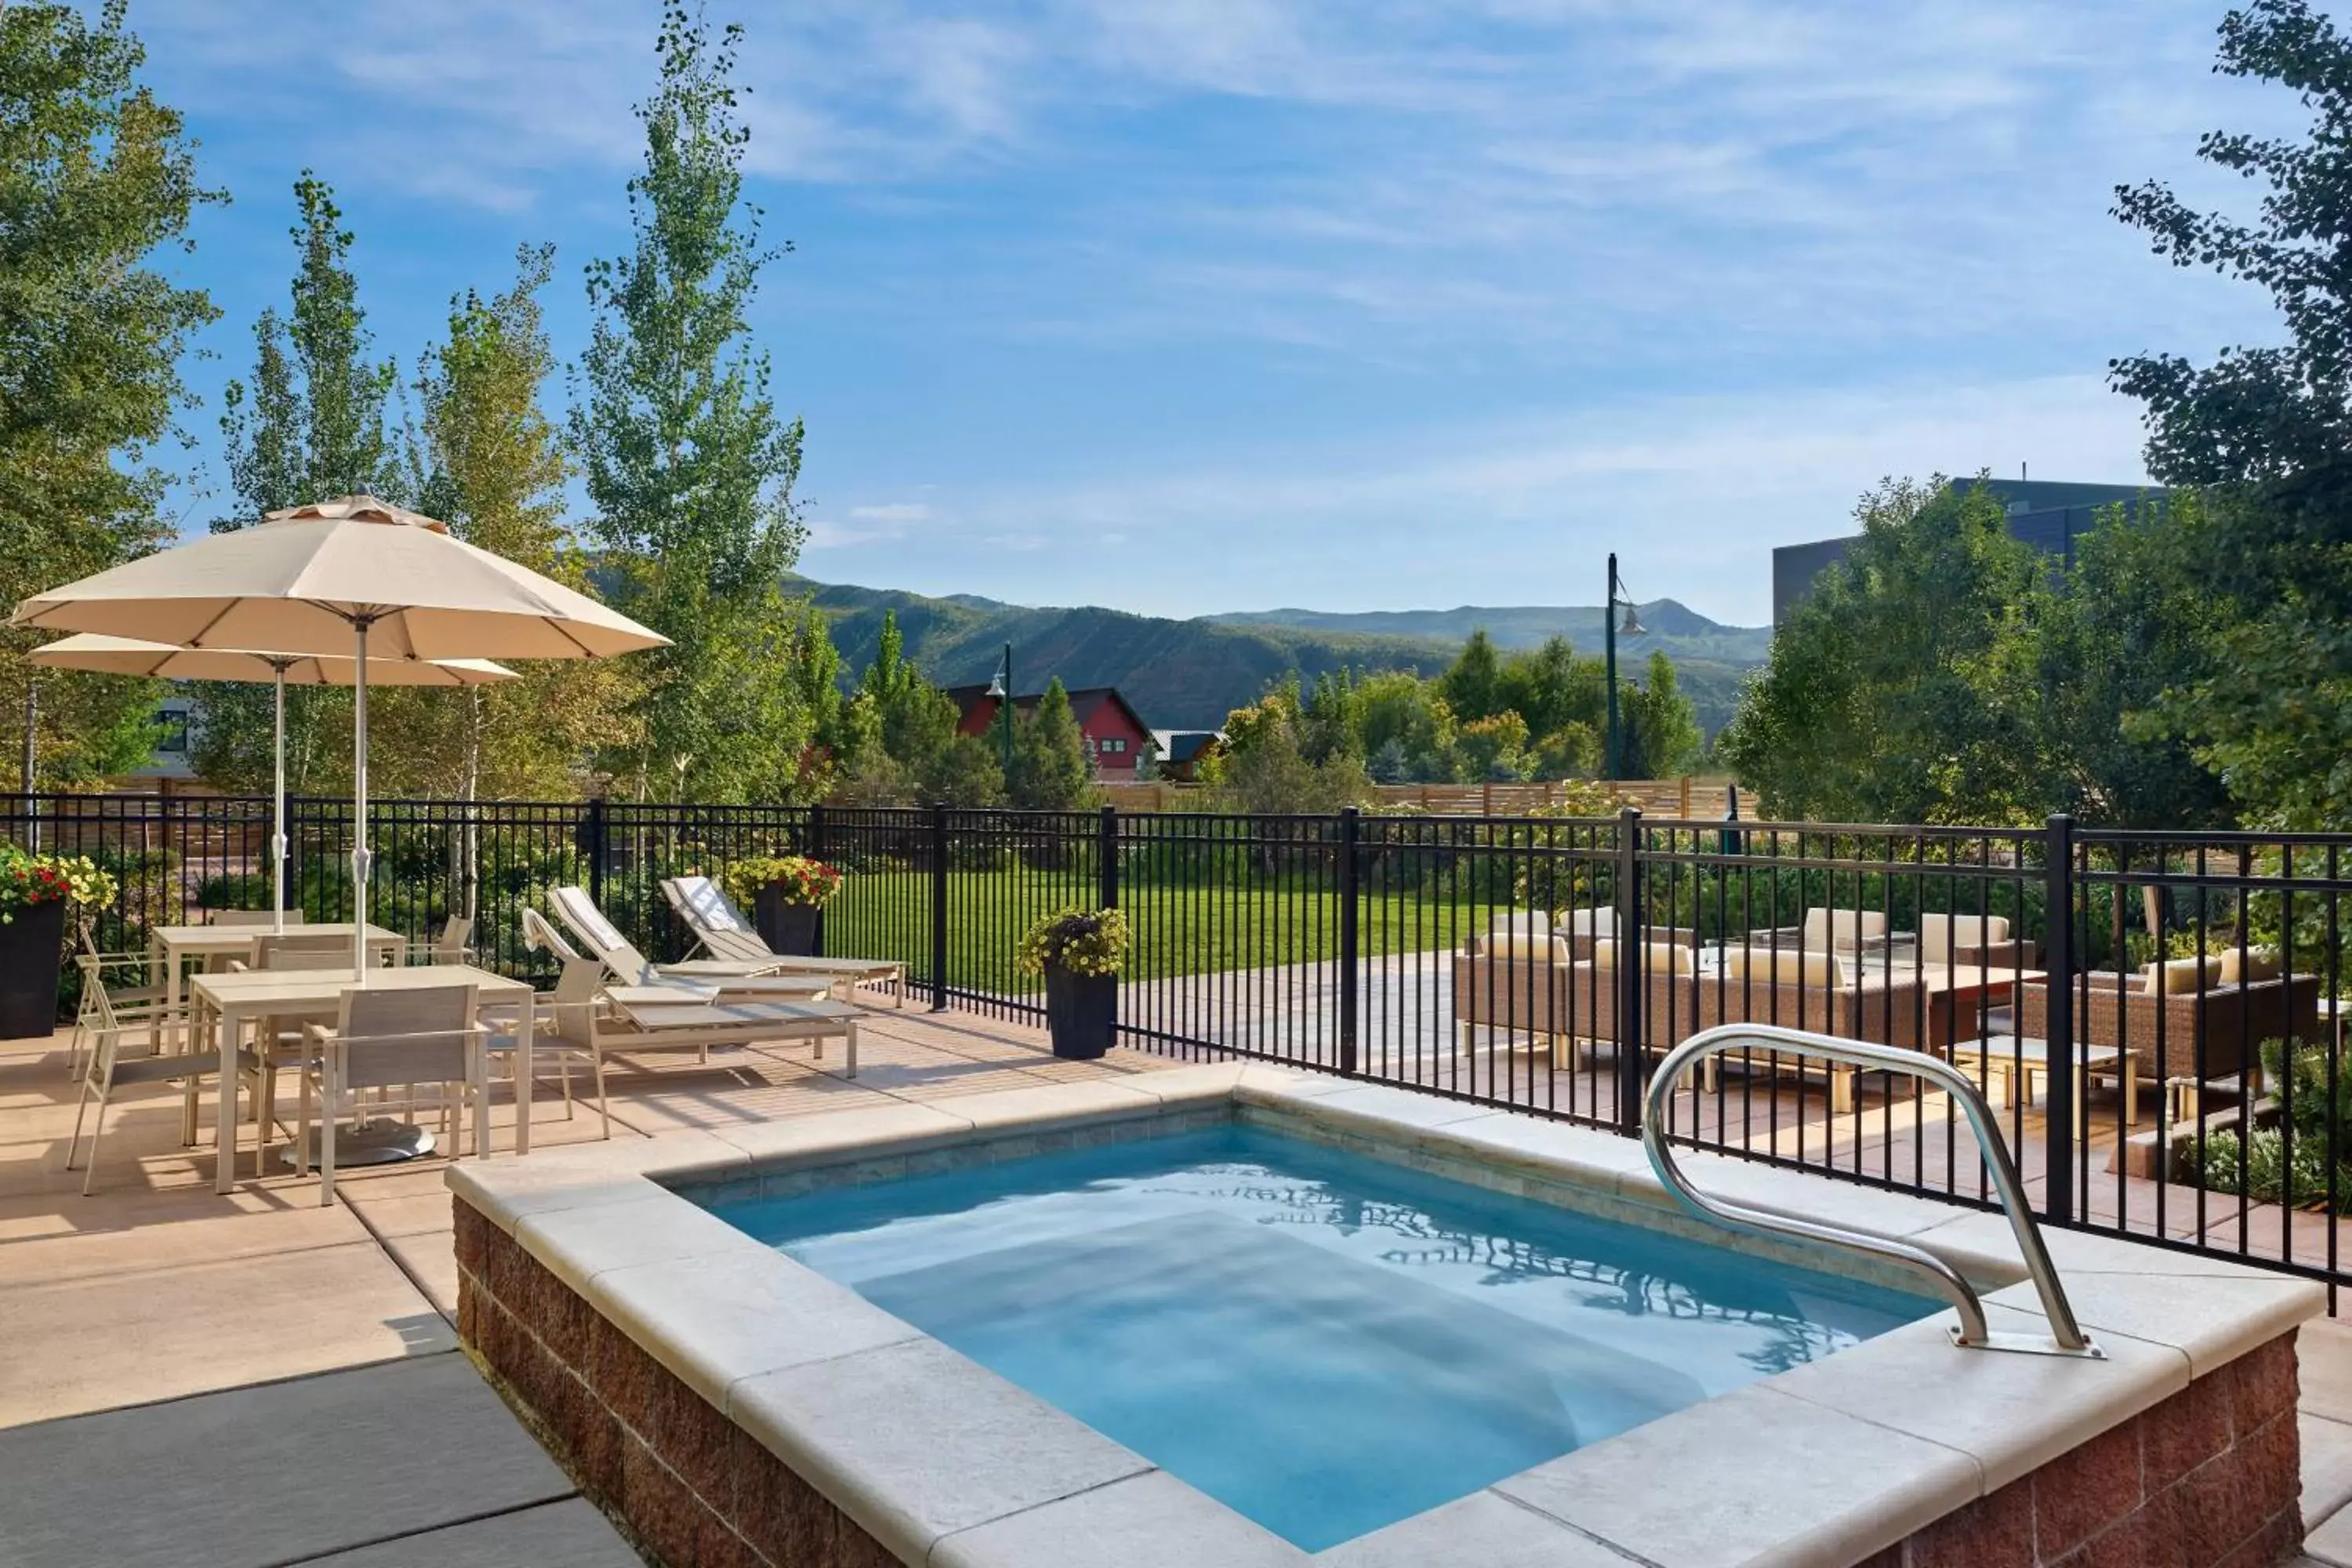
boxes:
[1770,477,2164,625]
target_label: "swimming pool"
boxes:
[704,1124,1933,1551]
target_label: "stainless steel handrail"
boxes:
[1643,1024,2099,1359]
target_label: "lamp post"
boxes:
[985,642,1014,774]
[1602,554,1644,780]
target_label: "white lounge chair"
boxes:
[524,909,858,1078]
[661,873,907,1007]
[545,887,833,1004]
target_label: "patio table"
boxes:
[147,922,405,1047]
[189,964,535,1194]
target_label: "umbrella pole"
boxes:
[272,666,287,934]
[351,620,372,983]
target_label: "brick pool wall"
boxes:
[1861,1330,2303,1568]
[456,1198,899,1568]
[458,1194,2305,1568]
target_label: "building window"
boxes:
[1101,738,1127,755]
[155,710,191,754]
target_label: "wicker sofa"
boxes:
[1453,931,1938,1109]
[2013,960,2323,1095]
[1450,926,1692,1068]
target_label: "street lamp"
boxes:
[1603,553,1644,780]
[985,642,1014,773]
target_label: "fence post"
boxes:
[808,802,828,956]
[1098,804,1119,911]
[1616,804,1645,1136]
[930,801,951,1011]
[1338,806,1360,1076]
[2043,813,2076,1223]
[583,796,608,913]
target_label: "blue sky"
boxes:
[123,0,2300,626]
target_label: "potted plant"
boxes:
[0,846,116,1040]
[721,855,843,956]
[1017,907,1129,1059]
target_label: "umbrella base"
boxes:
[277,1118,436,1169]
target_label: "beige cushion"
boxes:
[1727,949,1849,988]
[1589,938,1696,976]
[2217,947,2282,985]
[1488,912,1554,938]
[1552,908,1613,938]
[1918,912,2009,964]
[1484,933,1570,964]
[1801,909,1886,950]
[2142,955,2224,995]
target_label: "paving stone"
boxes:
[299,1497,639,1566]
[0,1355,575,1568]
[0,1239,454,1426]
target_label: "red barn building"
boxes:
[948,684,1153,782]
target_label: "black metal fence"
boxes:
[13,791,2350,1298]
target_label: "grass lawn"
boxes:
[825,870,1497,997]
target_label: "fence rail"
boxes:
[12,791,2349,1301]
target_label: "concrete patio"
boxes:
[5,1000,2352,1566]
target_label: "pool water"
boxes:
[703,1127,1934,1552]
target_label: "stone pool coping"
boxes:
[448,1063,2326,1566]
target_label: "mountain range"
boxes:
[796,578,1770,735]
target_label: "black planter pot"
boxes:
[1044,968,1116,1060]
[0,897,67,1040]
[752,887,822,956]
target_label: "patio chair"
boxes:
[231,938,361,1178]
[546,887,833,1004]
[476,965,611,1140]
[661,875,908,1005]
[297,982,487,1205]
[208,909,278,927]
[405,914,473,967]
[525,909,858,1077]
[67,967,245,1196]
[67,921,177,1080]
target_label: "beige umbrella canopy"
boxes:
[13,496,666,971]
[12,495,665,660]
[26,634,518,687]
[29,634,522,932]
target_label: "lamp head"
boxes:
[984,672,1007,699]
[1619,604,1645,638]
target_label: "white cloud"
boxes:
[806,499,941,550]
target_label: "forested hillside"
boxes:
[799,579,1762,735]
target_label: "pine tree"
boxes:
[1007,680,1096,810]
[570,2,816,803]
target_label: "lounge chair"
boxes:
[545,887,835,1004]
[661,874,907,1006]
[524,909,858,1078]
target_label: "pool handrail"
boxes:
[1643,1024,2100,1359]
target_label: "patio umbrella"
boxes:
[14,495,666,975]
[28,634,518,932]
